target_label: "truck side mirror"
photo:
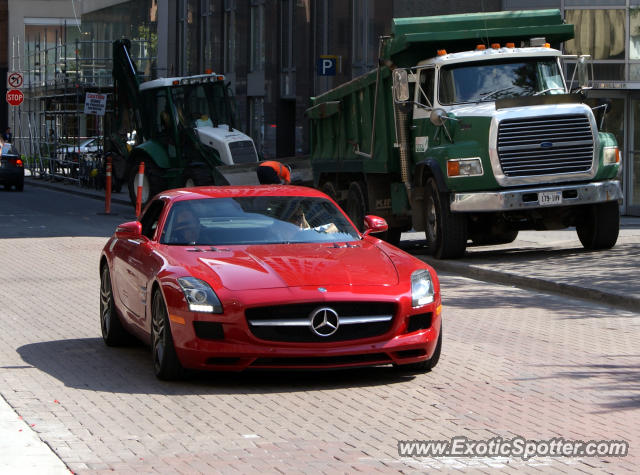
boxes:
[577,56,589,88]
[430,109,448,127]
[392,69,410,103]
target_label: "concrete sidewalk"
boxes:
[403,219,640,312]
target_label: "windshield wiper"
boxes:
[478,86,516,101]
[533,87,566,96]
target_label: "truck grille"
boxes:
[497,114,594,177]
[245,302,395,343]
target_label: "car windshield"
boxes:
[439,57,565,104]
[161,196,360,246]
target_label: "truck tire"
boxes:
[424,177,467,258]
[320,181,338,203]
[346,181,367,231]
[576,201,619,250]
[127,158,165,206]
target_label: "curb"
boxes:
[420,255,640,313]
[25,177,131,206]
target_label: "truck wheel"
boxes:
[346,181,367,231]
[424,178,467,259]
[183,166,214,188]
[320,181,338,202]
[127,158,165,206]
[380,228,402,246]
[576,201,619,250]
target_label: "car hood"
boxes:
[171,241,399,290]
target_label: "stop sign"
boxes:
[6,89,24,106]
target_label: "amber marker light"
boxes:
[437,49,447,56]
[447,161,460,177]
[506,42,515,48]
[491,43,500,49]
[544,43,551,48]
[476,44,486,50]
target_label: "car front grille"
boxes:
[497,114,594,177]
[245,302,396,343]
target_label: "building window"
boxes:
[564,9,626,60]
[280,0,296,99]
[352,0,374,77]
[250,0,265,72]
[224,0,236,74]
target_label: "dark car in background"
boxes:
[0,144,24,191]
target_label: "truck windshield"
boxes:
[439,57,565,104]
[171,82,233,128]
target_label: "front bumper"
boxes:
[450,180,622,213]
[168,298,442,371]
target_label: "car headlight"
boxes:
[603,147,620,165]
[177,277,223,313]
[411,269,434,307]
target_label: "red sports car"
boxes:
[100,185,442,380]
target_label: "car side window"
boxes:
[140,200,165,240]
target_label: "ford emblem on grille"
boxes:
[309,307,339,337]
[540,141,553,148]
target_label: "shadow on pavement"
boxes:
[16,338,415,395]
[519,361,640,413]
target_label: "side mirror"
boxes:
[362,215,388,236]
[115,221,142,238]
[430,108,448,127]
[577,56,590,88]
[392,69,410,103]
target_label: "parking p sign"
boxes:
[317,55,337,76]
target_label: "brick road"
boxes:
[0,187,638,473]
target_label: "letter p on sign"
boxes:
[317,55,337,76]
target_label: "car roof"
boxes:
[158,185,329,202]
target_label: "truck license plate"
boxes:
[538,191,562,206]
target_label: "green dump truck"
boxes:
[307,9,622,258]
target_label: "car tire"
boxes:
[576,201,619,250]
[127,158,165,206]
[397,324,442,373]
[423,177,467,259]
[151,290,183,381]
[346,181,367,232]
[100,265,129,346]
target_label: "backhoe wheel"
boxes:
[346,181,367,232]
[423,177,467,259]
[151,290,184,381]
[127,158,165,206]
[576,201,620,250]
[100,264,129,346]
[183,166,214,188]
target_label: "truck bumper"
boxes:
[450,180,622,213]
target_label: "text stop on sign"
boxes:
[6,89,24,106]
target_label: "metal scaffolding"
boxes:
[10,29,152,186]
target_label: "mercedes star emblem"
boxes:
[309,307,340,337]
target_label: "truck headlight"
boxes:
[447,157,483,177]
[411,269,434,307]
[178,277,223,313]
[603,147,620,165]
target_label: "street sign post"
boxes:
[7,72,23,89]
[6,89,24,107]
